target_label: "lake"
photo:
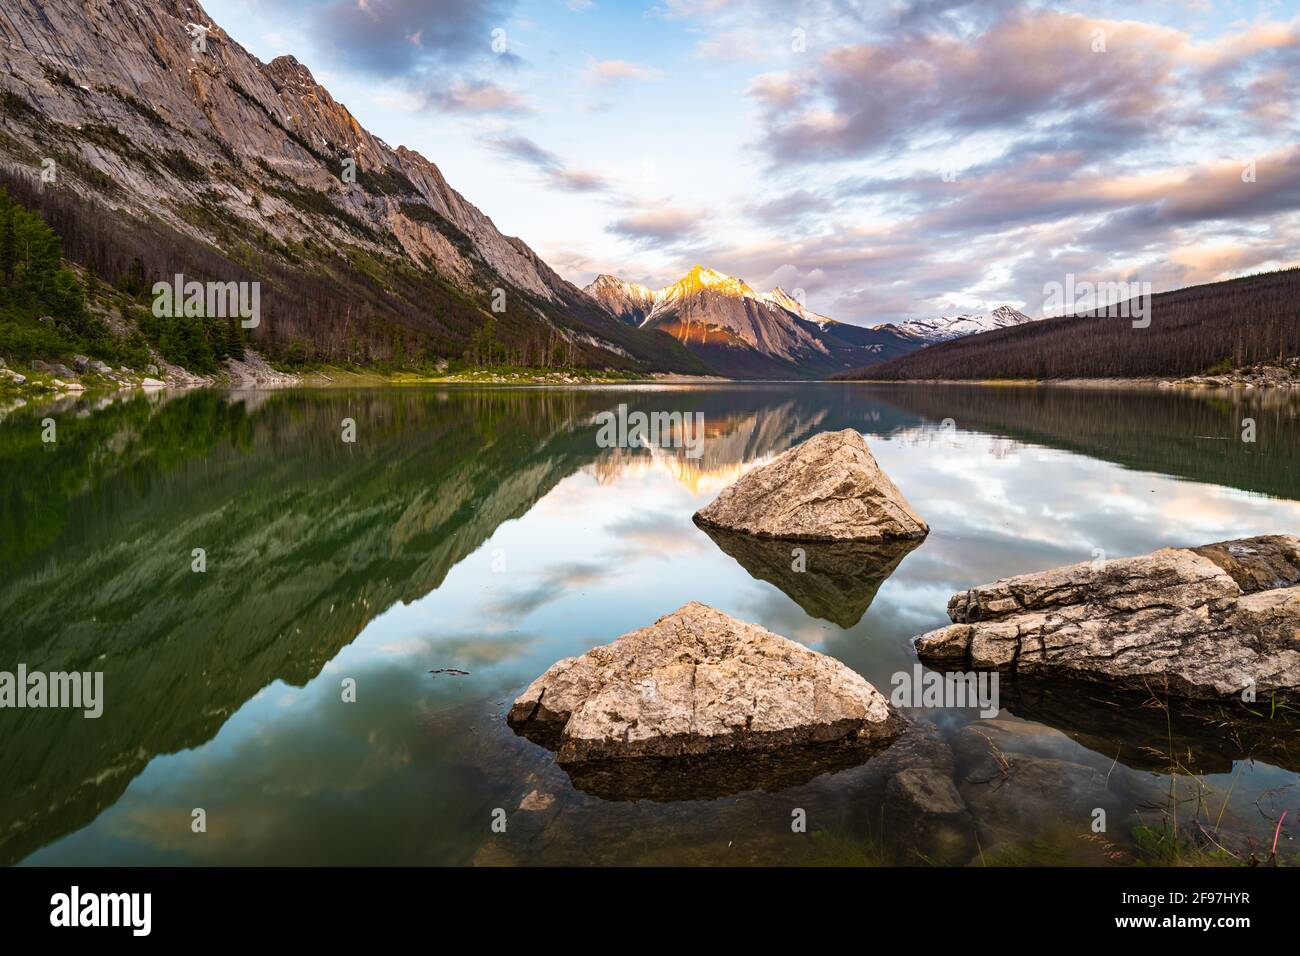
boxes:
[3,383,1298,865]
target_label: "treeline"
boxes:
[465,316,580,368]
[0,165,701,374]
[0,185,248,371]
[837,269,1300,381]
[137,311,247,374]
[0,185,140,364]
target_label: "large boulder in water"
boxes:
[507,602,903,798]
[915,534,1300,700]
[692,428,928,542]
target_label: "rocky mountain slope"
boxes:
[0,0,703,373]
[584,274,657,326]
[585,266,918,379]
[879,305,1034,344]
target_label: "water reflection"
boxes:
[695,528,921,627]
[999,678,1300,775]
[3,383,1298,865]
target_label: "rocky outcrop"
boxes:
[507,602,903,798]
[693,429,928,542]
[1163,357,1300,390]
[915,535,1300,700]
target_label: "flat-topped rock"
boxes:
[508,602,903,794]
[693,428,928,542]
[915,535,1300,699]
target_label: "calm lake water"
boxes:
[3,383,1298,866]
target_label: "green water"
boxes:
[2,383,1298,865]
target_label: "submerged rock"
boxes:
[507,602,903,799]
[915,534,1300,700]
[698,527,920,627]
[883,768,977,865]
[693,428,929,542]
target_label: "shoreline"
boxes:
[7,362,1300,407]
[841,375,1300,391]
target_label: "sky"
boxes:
[201,0,1300,325]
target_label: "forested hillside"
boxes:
[836,269,1299,381]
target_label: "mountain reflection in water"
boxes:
[2,383,1298,865]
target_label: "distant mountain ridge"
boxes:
[585,266,917,379]
[877,305,1035,344]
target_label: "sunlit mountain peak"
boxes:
[667,265,754,298]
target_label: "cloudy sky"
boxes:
[203,0,1299,325]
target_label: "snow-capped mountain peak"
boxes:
[878,305,1034,343]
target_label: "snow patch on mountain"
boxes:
[878,305,1035,343]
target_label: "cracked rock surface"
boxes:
[693,429,929,542]
[915,535,1300,699]
[508,602,903,771]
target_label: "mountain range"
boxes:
[585,267,1034,378]
[0,0,1038,381]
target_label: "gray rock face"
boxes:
[915,535,1300,699]
[508,602,903,796]
[693,429,929,542]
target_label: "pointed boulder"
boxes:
[693,428,928,542]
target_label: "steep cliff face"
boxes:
[0,0,703,371]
